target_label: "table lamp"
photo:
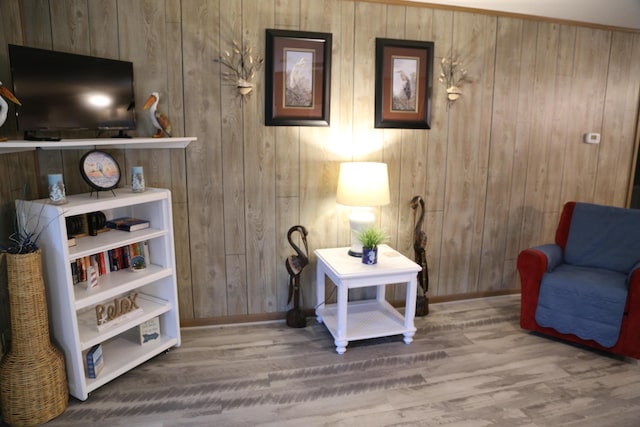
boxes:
[336,162,390,257]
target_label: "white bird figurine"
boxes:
[143,92,172,138]
[396,70,411,100]
[0,81,22,141]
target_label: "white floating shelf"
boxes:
[0,136,196,154]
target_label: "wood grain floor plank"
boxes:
[41,295,640,426]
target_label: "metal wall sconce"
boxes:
[439,55,471,107]
[215,40,264,98]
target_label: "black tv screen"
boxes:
[8,44,136,135]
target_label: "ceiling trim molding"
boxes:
[356,0,640,33]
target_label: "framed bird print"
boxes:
[265,29,332,126]
[375,38,434,129]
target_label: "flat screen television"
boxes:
[8,44,136,139]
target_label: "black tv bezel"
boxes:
[7,44,137,136]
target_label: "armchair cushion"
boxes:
[565,202,640,273]
[535,264,628,347]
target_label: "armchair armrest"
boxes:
[517,244,563,330]
[517,244,562,280]
[534,244,563,272]
[628,260,640,284]
[617,263,640,358]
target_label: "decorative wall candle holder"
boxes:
[48,174,67,205]
[132,166,145,193]
[439,55,471,107]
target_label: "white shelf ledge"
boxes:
[0,136,196,154]
[317,300,408,342]
[84,333,178,394]
[77,293,171,350]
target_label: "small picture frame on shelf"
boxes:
[139,317,160,345]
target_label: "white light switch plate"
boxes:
[584,133,601,144]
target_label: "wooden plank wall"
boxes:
[0,1,41,349]
[0,0,639,328]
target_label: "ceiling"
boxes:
[409,0,640,30]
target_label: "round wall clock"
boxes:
[80,150,121,191]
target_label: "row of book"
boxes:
[71,241,150,285]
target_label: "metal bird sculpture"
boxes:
[0,81,22,141]
[411,195,429,316]
[285,225,309,328]
[143,92,172,138]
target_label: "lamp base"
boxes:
[347,207,375,257]
[348,249,363,257]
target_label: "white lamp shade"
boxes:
[336,162,390,207]
[336,162,390,257]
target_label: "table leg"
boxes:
[316,261,326,324]
[376,284,386,302]
[335,284,349,354]
[403,276,418,344]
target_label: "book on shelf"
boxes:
[130,241,144,257]
[138,316,161,345]
[143,240,150,263]
[107,248,116,271]
[122,245,131,269]
[105,217,150,232]
[86,343,104,379]
[70,261,79,285]
[78,257,87,282]
[101,251,109,275]
[109,247,122,271]
[86,255,93,274]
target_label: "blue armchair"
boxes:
[518,201,640,359]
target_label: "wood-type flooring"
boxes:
[40,295,640,426]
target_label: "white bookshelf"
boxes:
[18,187,181,401]
[0,136,195,154]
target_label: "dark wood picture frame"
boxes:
[375,38,434,129]
[265,29,332,126]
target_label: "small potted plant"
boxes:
[356,226,388,265]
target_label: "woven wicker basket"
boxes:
[0,250,68,426]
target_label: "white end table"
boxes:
[315,244,422,354]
